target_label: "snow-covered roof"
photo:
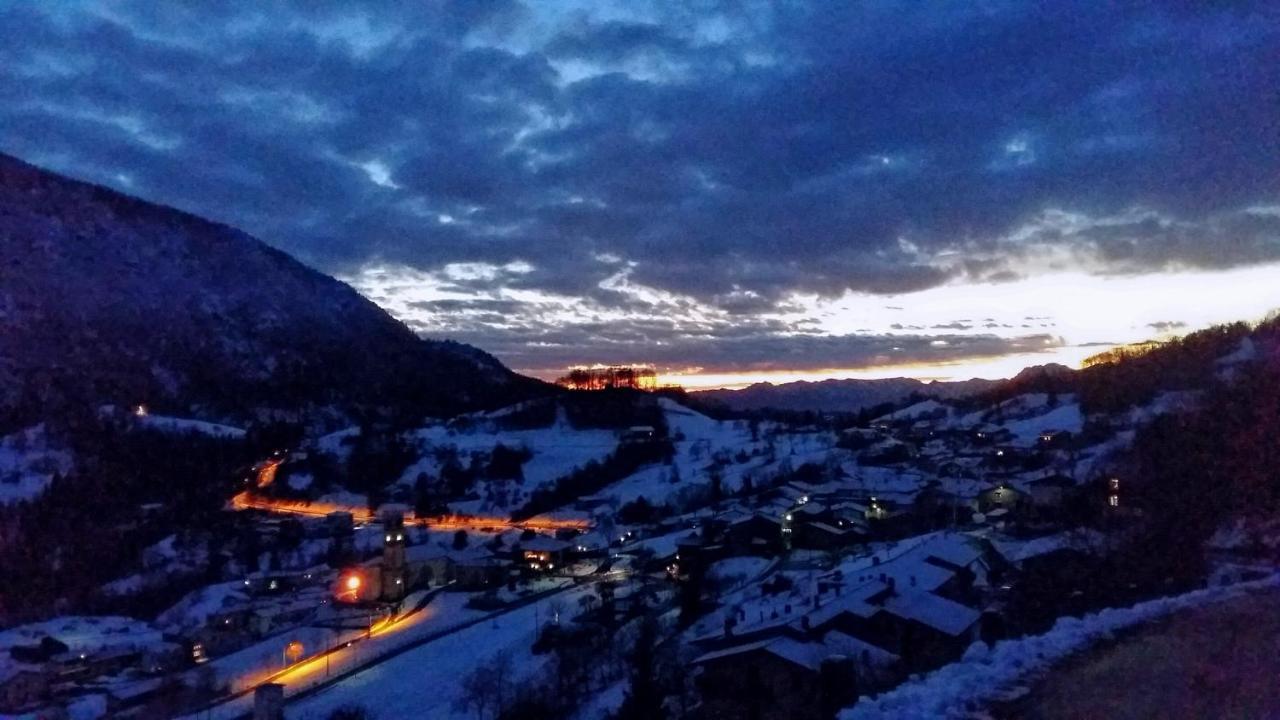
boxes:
[881,590,981,636]
[693,626,902,673]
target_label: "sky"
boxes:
[1,1,1278,388]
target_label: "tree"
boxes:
[615,616,664,720]
[413,472,436,517]
[456,651,515,720]
[453,529,469,550]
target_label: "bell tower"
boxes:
[380,508,407,603]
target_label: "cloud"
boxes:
[0,1,1277,377]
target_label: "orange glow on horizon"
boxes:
[649,345,1105,390]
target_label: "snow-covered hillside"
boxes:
[0,424,72,504]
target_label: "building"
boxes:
[519,536,572,571]
[1020,473,1077,510]
[1037,429,1072,448]
[335,507,409,604]
[691,533,991,718]
[694,635,859,720]
[620,425,657,444]
[978,484,1025,514]
[253,683,285,720]
[380,509,407,603]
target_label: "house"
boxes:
[691,532,991,692]
[723,513,783,554]
[791,519,863,550]
[983,446,1028,471]
[693,634,866,720]
[978,484,1025,514]
[971,425,1012,445]
[519,536,572,571]
[453,556,510,590]
[620,425,657,444]
[856,586,982,671]
[1037,429,1072,449]
[569,531,610,555]
[1020,473,1077,510]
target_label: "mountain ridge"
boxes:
[0,152,544,429]
[692,372,1052,413]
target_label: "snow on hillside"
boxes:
[840,574,1280,720]
[0,616,166,658]
[403,406,621,514]
[1001,402,1084,444]
[875,399,949,423]
[591,399,835,510]
[0,424,72,504]
[137,414,246,439]
[157,581,250,634]
[314,426,361,459]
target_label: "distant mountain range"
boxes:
[0,153,543,429]
[692,364,1077,414]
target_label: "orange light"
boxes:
[345,575,361,591]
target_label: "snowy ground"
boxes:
[137,414,246,440]
[840,574,1280,720]
[0,424,72,504]
[286,584,600,720]
[0,616,165,656]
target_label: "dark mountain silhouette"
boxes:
[0,152,543,429]
[692,376,1001,413]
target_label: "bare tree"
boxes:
[455,650,515,720]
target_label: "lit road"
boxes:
[254,459,280,489]
[178,571,628,720]
[231,456,589,533]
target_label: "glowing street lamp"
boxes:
[284,640,304,665]
[338,572,362,602]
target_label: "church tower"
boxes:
[380,507,407,603]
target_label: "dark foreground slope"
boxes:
[0,153,542,428]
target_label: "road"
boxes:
[182,571,626,720]
[229,490,589,532]
[233,457,589,533]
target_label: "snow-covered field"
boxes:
[0,424,72,503]
[279,585,597,720]
[0,616,169,672]
[138,414,246,439]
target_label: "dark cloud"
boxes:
[1,1,1277,371]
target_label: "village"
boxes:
[0,367,1268,720]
